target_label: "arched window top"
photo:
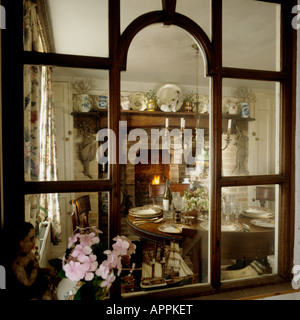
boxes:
[120,11,215,76]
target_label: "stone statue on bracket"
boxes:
[232,126,249,175]
[78,121,97,179]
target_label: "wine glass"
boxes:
[233,203,242,223]
[222,202,232,222]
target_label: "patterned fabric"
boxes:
[23,0,40,52]
[39,67,61,245]
[23,0,61,245]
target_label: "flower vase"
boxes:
[57,278,83,300]
[184,102,193,113]
[73,94,92,112]
[241,102,250,118]
[146,99,156,111]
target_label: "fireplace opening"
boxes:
[134,149,171,207]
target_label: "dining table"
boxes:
[126,207,275,246]
[126,206,275,283]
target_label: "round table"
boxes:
[126,212,275,247]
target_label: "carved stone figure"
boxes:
[232,126,249,175]
[78,121,97,179]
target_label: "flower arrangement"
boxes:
[184,186,209,212]
[51,226,136,300]
[72,79,95,95]
[144,89,157,102]
[183,91,195,103]
[233,87,256,106]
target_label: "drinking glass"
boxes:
[233,203,242,223]
[173,195,184,223]
[223,202,232,222]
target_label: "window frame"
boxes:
[1,0,296,299]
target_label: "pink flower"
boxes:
[71,244,92,259]
[68,234,79,248]
[112,236,130,255]
[95,261,110,279]
[112,236,136,256]
[78,232,100,247]
[105,250,122,274]
[100,271,116,289]
[63,260,86,281]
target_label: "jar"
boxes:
[241,103,250,118]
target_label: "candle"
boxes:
[165,118,169,128]
[228,119,232,132]
[181,118,185,130]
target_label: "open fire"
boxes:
[152,175,161,185]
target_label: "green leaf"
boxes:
[73,286,83,300]
[48,258,62,271]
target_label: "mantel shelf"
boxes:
[71,110,255,132]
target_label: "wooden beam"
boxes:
[22,51,113,70]
[211,0,223,289]
[221,67,286,81]
[162,0,177,25]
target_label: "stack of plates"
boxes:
[129,206,162,218]
[242,206,274,219]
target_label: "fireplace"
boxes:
[134,149,171,207]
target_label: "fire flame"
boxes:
[152,175,161,185]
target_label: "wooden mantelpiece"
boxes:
[71,109,255,133]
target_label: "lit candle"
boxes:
[165,118,169,128]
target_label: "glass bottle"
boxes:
[163,179,172,212]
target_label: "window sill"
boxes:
[187,282,298,300]
[121,277,296,301]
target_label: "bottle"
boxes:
[163,179,172,212]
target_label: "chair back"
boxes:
[72,195,91,230]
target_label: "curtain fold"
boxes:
[23,0,61,246]
[39,66,61,245]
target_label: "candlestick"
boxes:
[165,118,169,129]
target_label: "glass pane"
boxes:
[176,0,211,40]
[24,66,109,181]
[121,0,162,33]
[24,191,109,264]
[221,185,278,282]
[223,0,281,71]
[120,24,211,295]
[21,192,110,299]
[222,79,280,176]
[41,0,108,56]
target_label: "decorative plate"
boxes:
[250,219,275,228]
[129,92,147,111]
[200,221,242,232]
[242,206,274,219]
[156,84,183,112]
[158,224,186,234]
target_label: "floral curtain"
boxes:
[23,0,61,245]
[39,67,61,245]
